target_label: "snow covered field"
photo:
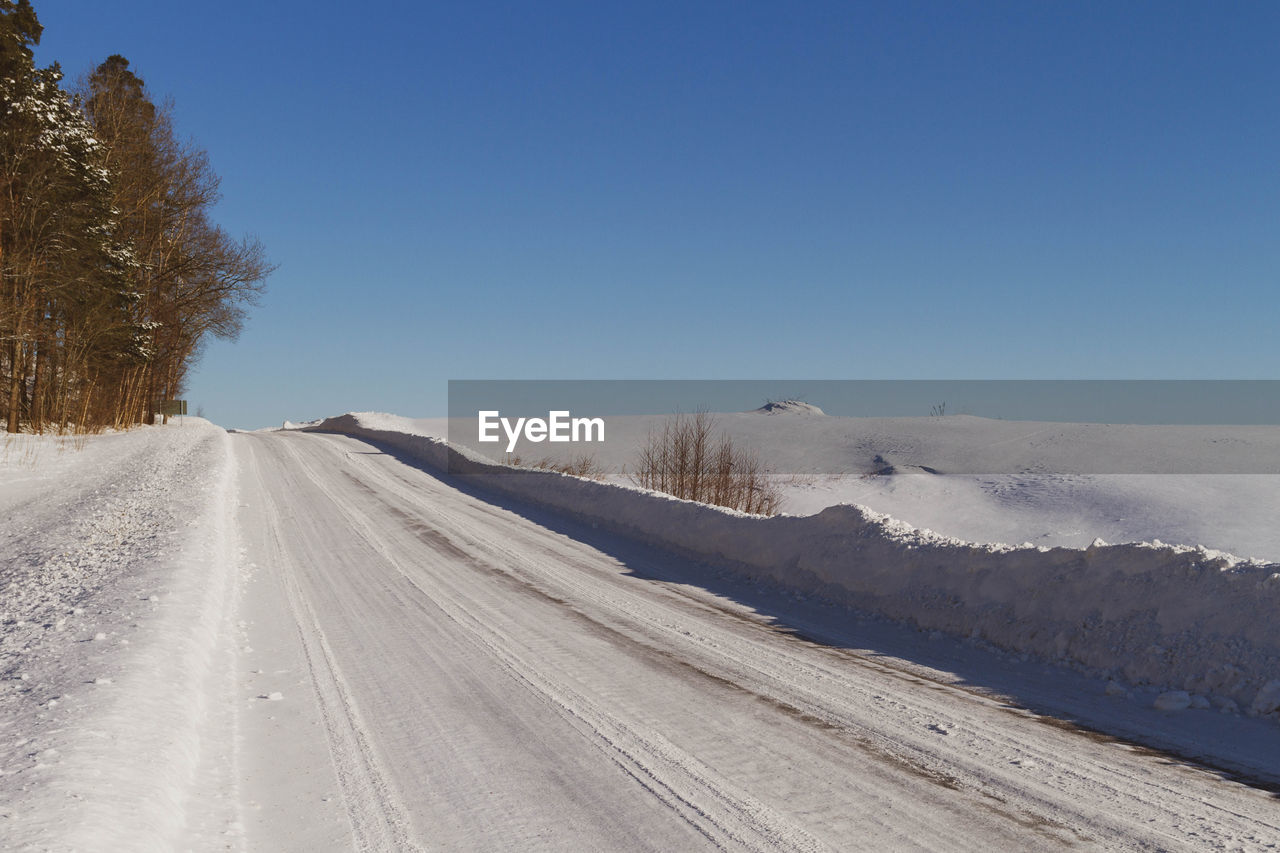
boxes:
[424,405,1280,561]
[4,413,1280,850]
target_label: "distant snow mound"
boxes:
[281,419,325,430]
[754,400,825,416]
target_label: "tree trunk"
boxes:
[7,338,23,433]
[29,337,42,432]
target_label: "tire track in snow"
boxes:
[272,433,835,853]
[289,434,1101,849]
[300,430,1280,851]
[242,440,423,853]
[320,441,1099,847]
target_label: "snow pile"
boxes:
[309,412,1280,717]
[753,400,826,416]
[0,420,238,849]
[281,417,325,430]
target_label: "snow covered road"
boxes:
[228,429,1280,851]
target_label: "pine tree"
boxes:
[0,1,41,77]
[1,3,270,431]
[2,3,137,431]
[2,61,134,431]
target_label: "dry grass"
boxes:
[627,411,781,516]
[1,434,43,468]
[505,453,608,481]
[0,429,91,468]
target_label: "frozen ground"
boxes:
[3,414,1280,850]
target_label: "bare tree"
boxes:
[630,411,780,515]
[78,54,272,427]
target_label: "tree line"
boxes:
[1,0,271,432]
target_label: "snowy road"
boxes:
[228,429,1280,851]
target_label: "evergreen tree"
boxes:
[0,1,41,77]
[2,58,134,431]
[1,2,270,431]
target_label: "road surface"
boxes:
[227,429,1280,851]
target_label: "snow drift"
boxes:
[308,413,1280,717]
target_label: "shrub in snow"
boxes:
[628,411,781,515]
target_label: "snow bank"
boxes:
[0,420,238,850]
[309,413,1280,717]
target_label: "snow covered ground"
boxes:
[4,413,1280,850]
[0,420,240,850]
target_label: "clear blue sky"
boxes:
[33,1,1279,429]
